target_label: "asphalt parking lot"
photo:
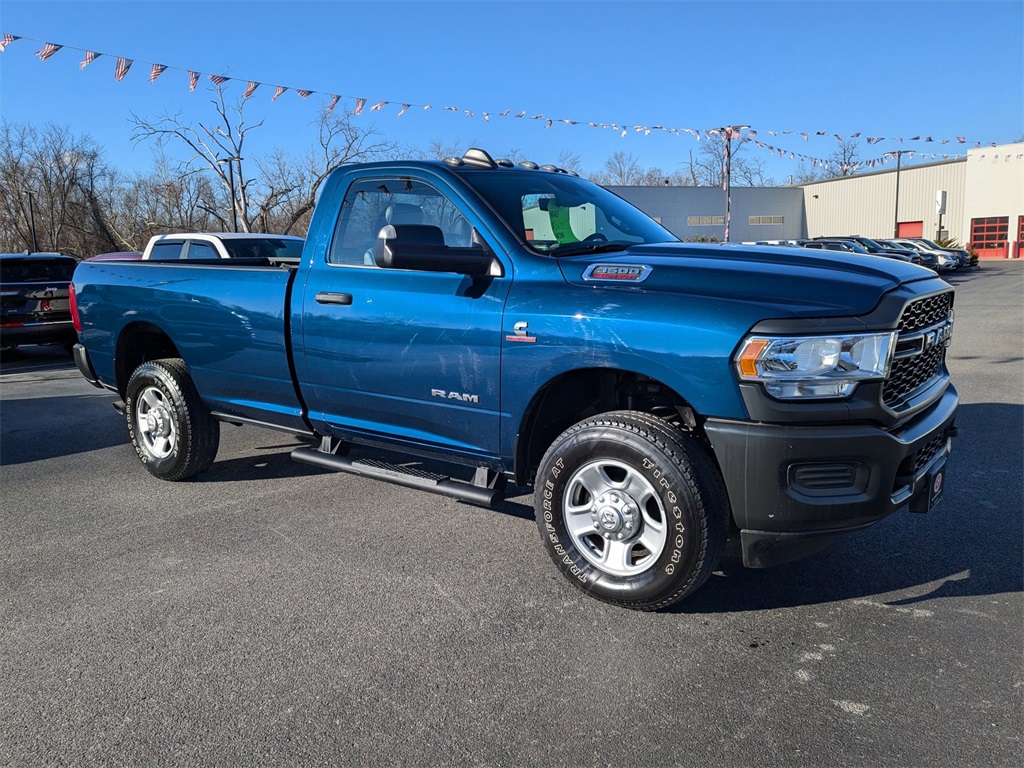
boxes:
[1,262,1021,766]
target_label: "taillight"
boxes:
[69,282,82,333]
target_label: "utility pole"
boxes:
[25,190,40,252]
[891,150,908,238]
[711,125,749,242]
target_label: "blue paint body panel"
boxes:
[71,159,941,472]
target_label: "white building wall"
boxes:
[963,142,1024,255]
[802,159,968,242]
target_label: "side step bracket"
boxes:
[291,445,506,508]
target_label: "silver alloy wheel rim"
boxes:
[136,385,176,459]
[563,458,668,576]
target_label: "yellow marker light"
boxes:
[737,339,770,378]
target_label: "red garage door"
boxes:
[897,221,924,238]
[970,217,1009,259]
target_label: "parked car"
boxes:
[88,251,143,261]
[907,238,971,269]
[884,239,958,272]
[817,236,926,266]
[141,233,305,262]
[798,239,916,264]
[0,252,78,353]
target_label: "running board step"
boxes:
[291,447,506,507]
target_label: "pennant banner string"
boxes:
[0,32,1011,168]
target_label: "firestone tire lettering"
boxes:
[125,358,220,481]
[534,410,727,611]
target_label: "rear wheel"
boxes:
[535,410,727,610]
[125,358,219,480]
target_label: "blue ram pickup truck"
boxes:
[70,148,958,610]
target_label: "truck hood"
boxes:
[557,242,936,317]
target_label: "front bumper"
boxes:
[704,383,958,568]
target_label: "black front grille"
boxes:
[883,292,953,408]
[914,430,948,473]
[898,292,953,333]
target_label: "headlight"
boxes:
[735,332,897,399]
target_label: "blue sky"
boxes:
[1,0,1022,183]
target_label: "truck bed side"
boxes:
[73,259,309,433]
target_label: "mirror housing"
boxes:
[374,224,500,277]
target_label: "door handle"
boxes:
[315,292,353,306]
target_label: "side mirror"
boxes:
[374,224,501,277]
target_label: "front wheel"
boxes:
[125,358,220,481]
[535,411,727,611]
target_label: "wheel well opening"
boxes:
[115,323,181,395]
[516,369,699,486]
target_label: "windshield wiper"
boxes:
[554,241,633,257]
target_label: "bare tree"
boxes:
[0,122,120,256]
[131,87,396,234]
[826,138,862,177]
[681,134,773,187]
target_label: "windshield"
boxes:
[465,170,677,256]
[857,237,886,250]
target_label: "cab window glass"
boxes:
[149,242,184,260]
[328,177,472,267]
[184,241,219,259]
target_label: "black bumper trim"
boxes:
[705,383,958,567]
[73,343,104,389]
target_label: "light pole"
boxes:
[25,190,39,252]
[216,156,242,232]
[891,149,908,238]
[711,124,749,242]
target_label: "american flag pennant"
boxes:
[941,139,949,144]
[481,112,489,121]
[748,129,757,137]
[296,89,313,99]
[515,111,525,118]
[114,57,132,81]
[815,130,826,136]
[36,42,62,61]
[242,81,259,98]
[463,110,473,117]
[397,104,409,117]
[910,135,920,140]
[354,98,366,114]
[272,85,287,101]
[974,141,981,148]
[0,34,20,52]
[531,114,543,120]
[209,74,228,86]
[895,137,903,143]
[834,134,843,141]
[370,100,387,111]
[801,132,809,141]
[767,131,777,136]
[443,106,458,112]
[925,136,933,142]
[149,63,166,83]
[544,119,552,129]
[500,109,510,117]
[850,132,861,138]
[783,130,793,135]
[80,50,100,70]
[423,105,432,110]
[956,136,966,143]
[621,128,627,138]
[188,70,200,91]
[327,94,340,111]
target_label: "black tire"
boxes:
[535,410,727,611]
[125,358,220,481]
